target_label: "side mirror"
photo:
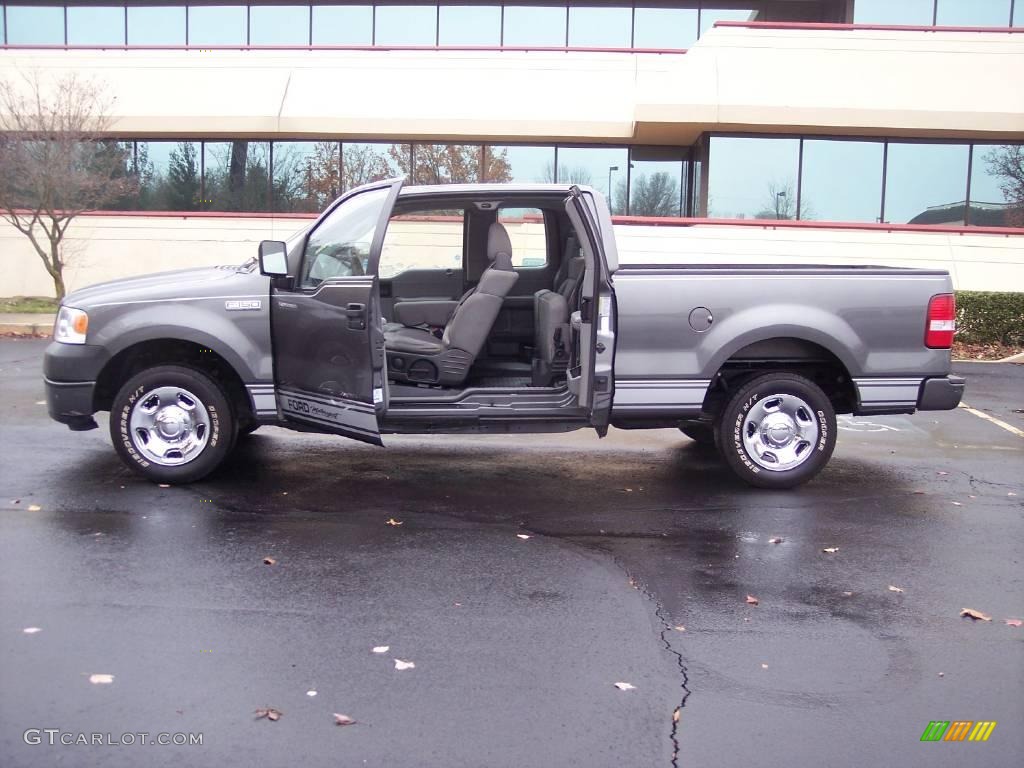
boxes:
[258,240,289,277]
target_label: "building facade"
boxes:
[1,1,1022,296]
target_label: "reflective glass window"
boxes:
[341,142,409,192]
[557,146,630,210]
[203,141,272,211]
[438,5,501,45]
[1,8,5,44]
[853,0,934,25]
[68,6,125,46]
[302,186,391,287]
[800,139,884,222]
[935,0,1011,26]
[188,5,247,46]
[134,141,202,210]
[498,207,547,267]
[707,137,800,219]
[380,207,466,277]
[273,142,340,213]
[128,5,187,45]
[699,7,756,36]
[312,4,372,45]
[1015,2,1024,25]
[6,5,64,45]
[627,148,686,217]
[485,145,555,183]
[411,144,482,184]
[884,142,969,225]
[251,4,310,45]
[969,144,1024,227]
[568,5,631,48]
[633,6,698,49]
[375,4,437,46]
[502,5,566,47]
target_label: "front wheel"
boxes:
[717,373,836,490]
[110,365,236,484]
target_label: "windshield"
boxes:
[300,187,390,288]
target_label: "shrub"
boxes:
[956,291,1024,346]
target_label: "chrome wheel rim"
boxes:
[128,386,211,466]
[741,393,819,472]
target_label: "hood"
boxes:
[63,262,259,309]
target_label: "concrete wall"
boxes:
[3,214,1020,297]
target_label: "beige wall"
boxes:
[2,214,1020,297]
[1,26,1021,145]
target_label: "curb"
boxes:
[0,323,51,336]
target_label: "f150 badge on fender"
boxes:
[225,299,262,311]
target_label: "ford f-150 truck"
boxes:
[43,181,965,489]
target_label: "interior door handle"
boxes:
[345,303,366,317]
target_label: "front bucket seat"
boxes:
[385,222,519,386]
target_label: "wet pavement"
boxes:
[1,339,1021,767]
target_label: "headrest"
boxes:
[487,222,513,270]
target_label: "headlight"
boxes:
[54,306,89,344]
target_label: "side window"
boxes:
[498,208,548,269]
[379,209,466,279]
[301,187,390,288]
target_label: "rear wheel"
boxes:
[110,365,236,484]
[717,373,836,489]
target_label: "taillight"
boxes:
[925,294,956,349]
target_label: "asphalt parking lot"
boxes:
[1,338,1021,768]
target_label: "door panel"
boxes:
[380,267,464,319]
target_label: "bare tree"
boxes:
[983,144,1024,227]
[756,181,812,221]
[0,72,135,298]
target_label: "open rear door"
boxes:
[270,179,402,445]
[565,186,617,435]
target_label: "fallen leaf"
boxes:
[822,547,839,554]
[254,707,282,721]
[333,713,356,726]
[613,682,636,691]
[306,690,317,697]
[842,591,854,597]
[674,625,686,632]
[768,537,783,544]
[938,672,945,677]
[672,708,680,723]
[158,484,170,488]
[23,627,42,634]
[89,674,114,684]
[745,595,759,606]
[27,504,41,512]
[385,518,403,526]
[937,471,949,476]
[960,608,991,622]
[372,645,389,654]
[35,400,45,405]
[1009,492,1017,497]
[912,490,926,495]
[516,534,531,540]
[760,663,769,669]
[1004,619,1022,628]
[620,488,633,493]
[263,557,277,566]
[951,501,962,507]
[394,659,415,671]
[888,586,904,593]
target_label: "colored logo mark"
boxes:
[921,721,997,742]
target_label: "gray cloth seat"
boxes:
[385,222,519,386]
[532,236,584,386]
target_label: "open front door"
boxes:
[271,179,402,444]
[565,186,617,435]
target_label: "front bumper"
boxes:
[43,341,109,431]
[917,375,966,411]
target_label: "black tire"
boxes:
[716,373,836,490]
[680,423,716,447]
[110,365,236,484]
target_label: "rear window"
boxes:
[379,209,465,279]
[498,207,547,268]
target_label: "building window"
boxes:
[800,139,884,222]
[633,5,699,49]
[853,0,935,25]
[884,142,970,225]
[6,5,64,45]
[273,141,340,213]
[557,146,630,213]
[969,144,1024,227]
[250,4,311,46]
[312,4,373,45]
[128,5,187,46]
[706,136,800,219]
[568,5,632,48]
[485,145,555,183]
[341,142,409,192]
[67,6,125,46]
[438,5,501,46]
[187,5,247,46]
[935,0,1012,26]
[1015,2,1024,25]
[132,141,203,210]
[203,141,272,211]
[628,147,687,217]
[410,144,482,184]
[374,4,438,46]
[699,6,757,36]
[502,4,567,47]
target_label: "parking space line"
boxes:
[958,403,1024,439]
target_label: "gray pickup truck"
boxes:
[44,181,964,489]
